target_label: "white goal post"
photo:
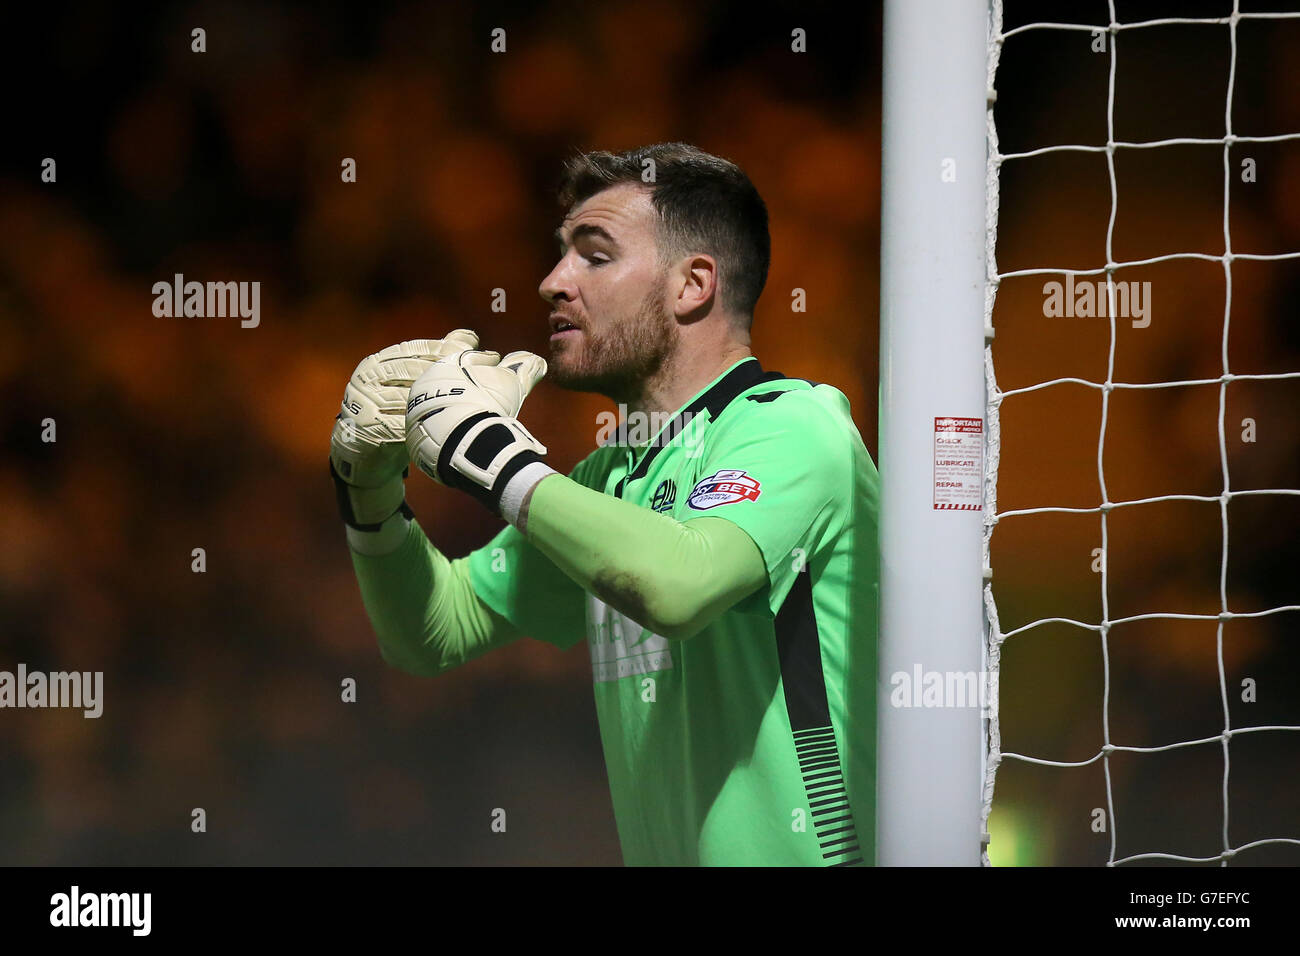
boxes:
[877,0,989,866]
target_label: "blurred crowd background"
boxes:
[0,0,1295,865]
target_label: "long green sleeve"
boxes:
[350,519,520,676]
[521,473,768,640]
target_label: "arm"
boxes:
[518,474,768,641]
[349,518,522,677]
[401,345,770,639]
[329,333,523,677]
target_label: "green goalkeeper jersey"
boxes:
[468,357,879,866]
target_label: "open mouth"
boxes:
[549,314,581,338]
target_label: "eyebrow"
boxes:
[553,223,620,251]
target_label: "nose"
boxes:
[539,255,574,307]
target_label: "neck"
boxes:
[623,339,754,419]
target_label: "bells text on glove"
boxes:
[407,386,466,411]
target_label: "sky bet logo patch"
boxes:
[687,470,762,510]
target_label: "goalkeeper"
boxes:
[329,143,880,866]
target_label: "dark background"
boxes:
[0,0,1295,865]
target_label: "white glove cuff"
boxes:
[500,461,558,530]
[345,509,413,556]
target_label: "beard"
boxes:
[548,279,677,403]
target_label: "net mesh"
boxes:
[982,0,1300,866]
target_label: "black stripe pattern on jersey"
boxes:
[776,570,864,867]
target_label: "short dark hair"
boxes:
[555,142,770,321]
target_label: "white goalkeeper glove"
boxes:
[329,331,480,541]
[405,346,554,524]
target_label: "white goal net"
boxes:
[981,0,1300,866]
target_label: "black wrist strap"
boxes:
[425,413,545,516]
[328,458,412,532]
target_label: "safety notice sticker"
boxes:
[933,417,983,511]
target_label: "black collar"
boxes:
[613,358,789,497]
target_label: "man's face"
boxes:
[539,183,677,400]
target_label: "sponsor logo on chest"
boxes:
[586,596,674,683]
[686,469,762,510]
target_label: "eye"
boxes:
[586,254,610,266]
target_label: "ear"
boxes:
[673,253,719,319]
